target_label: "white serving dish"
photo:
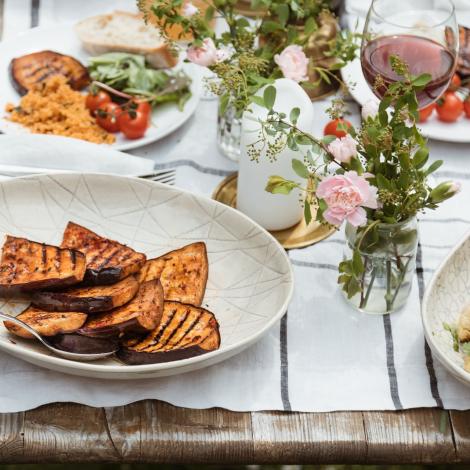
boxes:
[422,230,470,386]
[0,173,293,379]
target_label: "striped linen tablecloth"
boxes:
[0,0,470,413]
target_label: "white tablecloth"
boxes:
[0,0,470,413]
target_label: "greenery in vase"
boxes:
[138,0,359,115]
[252,56,460,310]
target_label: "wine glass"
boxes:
[361,0,459,109]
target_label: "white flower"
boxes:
[361,99,380,121]
[327,134,357,164]
[215,47,232,63]
[182,2,199,17]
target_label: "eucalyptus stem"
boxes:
[360,265,377,310]
[389,255,413,309]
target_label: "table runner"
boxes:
[1,0,470,413]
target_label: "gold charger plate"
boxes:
[212,173,336,250]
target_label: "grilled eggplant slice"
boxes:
[4,306,87,339]
[10,50,90,95]
[32,275,139,314]
[49,334,119,354]
[61,222,146,285]
[138,242,208,306]
[0,236,86,291]
[117,301,220,365]
[78,279,163,337]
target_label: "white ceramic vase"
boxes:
[237,79,314,231]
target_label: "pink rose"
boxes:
[327,134,357,164]
[187,38,218,67]
[182,2,199,17]
[274,45,309,83]
[316,171,379,227]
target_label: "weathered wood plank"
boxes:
[0,412,24,462]
[22,403,119,462]
[106,400,254,463]
[363,408,456,464]
[449,410,470,462]
[251,411,367,464]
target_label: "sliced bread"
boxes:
[75,10,178,69]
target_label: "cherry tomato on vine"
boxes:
[323,118,352,138]
[436,92,464,123]
[96,102,122,133]
[134,100,152,116]
[418,103,435,122]
[117,109,149,139]
[449,73,462,91]
[86,91,111,115]
[464,98,470,119]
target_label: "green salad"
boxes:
[87,52,192,110]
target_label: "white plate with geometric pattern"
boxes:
[422,230,470,387]
[0,173,293,379]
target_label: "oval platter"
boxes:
[0,173,293,379]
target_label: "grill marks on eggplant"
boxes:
[0,225,220,365]
[32,275,140,313]
[117,301,220,364]
[138,242,208,306]
[10,51,90,95]
[0,236,86,291]
[78,279,164,337]
[61,222,146,285]
[4,307,87,339]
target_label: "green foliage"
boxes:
[139,0,358,115]
[87,52,191,108]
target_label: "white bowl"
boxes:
[0,173,294,379]
[422,230,470,386]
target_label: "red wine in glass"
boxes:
[361,34,456,108]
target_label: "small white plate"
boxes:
[422,230,470,387]
[0,173,293,379]
[341,57,470,144]
[0,25,201,151]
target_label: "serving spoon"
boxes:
[0,312,117,362]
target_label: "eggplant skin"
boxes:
[61,222,146,286]
[31,275,139,314]
[77,279,164,338]
[4,307,87,339]
[138,242,208,306]
[117,340,217,365]
[49,334,118,355]
[10,50,90,96]
[0,236,86,292]
[117,301,221,364]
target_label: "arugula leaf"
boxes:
[443,322,459,352]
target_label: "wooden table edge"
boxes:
[1,401,470,464]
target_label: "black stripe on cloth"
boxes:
[280,311,291,411]
[30,0,40,27]
[416,242,443,408]
[290,259,337,270]
[420,217,470,225]
[435,170,470,180]
[153,159,234,177]
[383,314,403,410]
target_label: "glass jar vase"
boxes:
[344,217,418,315]
[217,103,242,161]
